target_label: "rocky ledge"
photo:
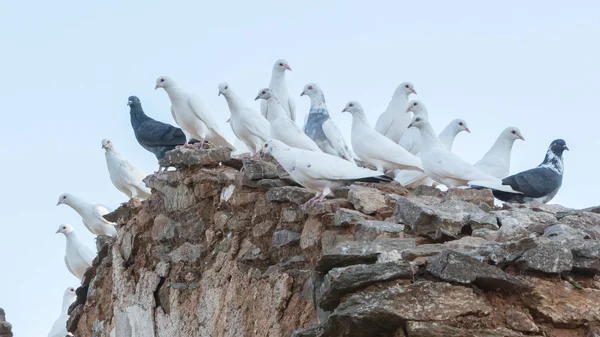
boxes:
[67,145,600,337]
[0,309,13,337]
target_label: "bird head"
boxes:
[300,83,320,97]
[505,127,525,141]
[127,96,141,107]
[407,116,427,130]
[406,100,427,115]
[549,139,569,156]
[56,224,73,234]
[259,139,289,158]
[218,82,230,96]
[273,59,292,73]
[455,119,470,133]
[155,76,174,90]
[341,101,363,115]
[101,139,114,151]
[64,287,77,298]
[395,82,417,97]
[254,88,273,101]
[56,193,72,206]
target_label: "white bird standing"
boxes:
[408,116,519,190]
[473,127,525,179]
[398,100,429,155]
[255,88,322,152]
[47,287,76,337]
[374,82,417,143]
[101,139,151,200]
[57,193,117,237]
[155,76,235,150]
[300,83,355,163]
[218,82,270,157]
[342,101,424,175]
[261,59,296,122]
[260,139,391,208]
[394,118,471,188]
[56,224,95,280]
[438,119,471,151]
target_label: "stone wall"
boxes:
[67,145,600,337]
[0,309,13,337]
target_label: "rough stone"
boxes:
[506,307,539,332]
[272,230,301,247]
[525,277,600,326]
[347,186,386,215]
[0,309,12,337]
[406,322,531,337]
[516,238,573,273]
[496,217,531,242]
[300,216,323,250]
[322,281,492,337]
[159,144,232,168]
[242,159,280,180]
[335,208,372,227]
[355,220,404,241]
[291,325,324,337]
[427,250,527,290]
[319,262,414,310]
[266,186,314,204]
[443,188,495,208]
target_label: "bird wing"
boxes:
[116,159,149,190]
[170,106,180,126]
[502,166,561,197]
[64,256,76,277]
[355,129,423,171]
[293,149,384,181]
[92,205,113,224]
[374,111,394,135]
[321,119,355,163]
[188,95,235,149]
[398,128,420,155]
[272,118,322,152]
[242,108,270,142]
[135,119,187,147]
[78,245,95,266]
[260,99,268,119]
[287,97,297,122]
[424,149,495,182]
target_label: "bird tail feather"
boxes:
[468,180,523,194]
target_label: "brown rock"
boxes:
[506,307,539,333]
[347,186,386,215]
[444,188,495,208]
[300,216,323,250]
[266,186,314,204]
[335,208,372,227]
[0,309,12,337]
[406,322,532,337]
[159,144,232,168]
[355,220,405,241]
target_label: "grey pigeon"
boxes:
[474,139,568,203]
[128,96,194,160]
[300,83,355,164]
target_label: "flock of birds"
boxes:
[47,59,568,337]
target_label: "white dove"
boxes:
[438,119,471,151]
[155,76,235,150]
[101,139,151,200]
[374,82,417,143]
[56,224,95,280]
[260,139,391,208]
[474,127,525,179]
[47,287,76,337]
[218,82,270,157]
[57,193,117,237]
[342,101,424,174]
[300,83,355,163]
[407,116,520,190]
[255,88,322,152]
[260,59,296,122]
[398,100,429,155]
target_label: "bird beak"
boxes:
[56,201,61,206]
[564,145,569,151]
[218,90,223,96]
[465,127,471,133]
[102,145,106,149]
[254,95,260,101]
[55,229,61,234]
[519,135,525,141]
[407,122,415,129]
[406,106,413,113]
[285,65,292,71]
[342,107,349,113]
[300,91,306,96]
[410,89,417,95]
[225,118,230,123]
[154,84,159,90]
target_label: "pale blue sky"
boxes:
[1,1,599,335]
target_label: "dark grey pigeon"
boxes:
[478,139,568,204]
[128,96,195,160]
[300,83,356,164]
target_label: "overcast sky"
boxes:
[1,1,598,336]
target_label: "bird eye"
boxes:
[262,90,266,95]
[308,86,313,90]
[279,63,283,66]
[511,130,516,134]
[349,103,354,107]
[225,86,228,90]
[160,78,165,82]
[414,102,418,106]
[459,122,463,126]
[63,196,67,199]
[405,84,409,88]
[63,226,66,229]
[265,144,269,148]
[416,118,421,121]
[70,288,74,291]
